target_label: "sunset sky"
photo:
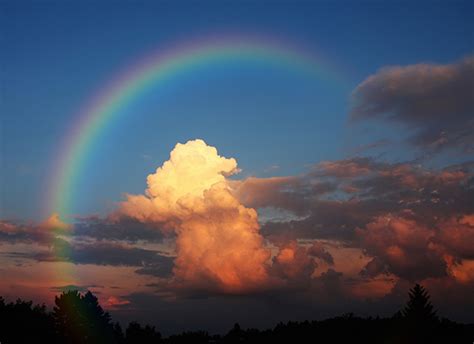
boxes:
[1,0,473,334]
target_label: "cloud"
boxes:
[19,151,466,297]
[308,241,334,265]
[42,213,71,231]
[72,216,164,243]
[233,156,474,288]
[0,213,167,247]
[354,212,474,283]
[119,139,271,293]
[135,263,174,278]
[438,215,474,260]
[316,159,373,178]
[50,284,104,293]
[447,259,474,284]
[232,176,335,216]
[120,139,240,224]
[4,135,470,295]
[0,212,75,246]
[270,241,317,286]
[232,176,301,210]
[31,239,174,269]
[310,268,345,299]
[350,56,474,153]
[256,158,474,242]
[0,213,67,244]
[105,295,131,308]
[2,139,473,313]
[356,214,447,280]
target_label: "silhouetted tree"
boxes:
[0,297,56,344]
[53,290,115,344]
[224,323,244,343]
[1,284,473,344]
[125,321,162,343]
[403,283,438,323]
[400,284,439,343]
[166,330,211,344]
[113,321,125,343]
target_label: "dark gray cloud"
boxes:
[258,158,474,238]
[50,284,104,293]
[350,56,474,153]
[355,214,449,280]
[2,156,473,289]
[308,241,334,265]
[0,220,54,244]
[232,176,317,216]
[0,218,173,277]
[17,238,175,273]
[270,242,317,289]
[241,158,474,282]
[2,154,473,322]
[135,261,174,278]
[0,215,165,245]
[72,216,165,242]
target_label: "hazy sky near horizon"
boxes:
[1,0,473,334]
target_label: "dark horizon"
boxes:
[1,284,473,343]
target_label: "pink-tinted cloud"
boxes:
[307,241,334,265]
[356,213,474,282]
[2,145,473,319]
[317,160,372,178]
[231,176,306,214]
[356,215,446,280]
[271,241,316,283]
[105,295,131,308]
[438,215,474,259]
[0,213,69,244]
[119,139,271,293]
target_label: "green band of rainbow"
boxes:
[47,35,347,218]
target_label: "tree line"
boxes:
[0,284,472,343]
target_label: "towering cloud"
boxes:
[119,139,271,293]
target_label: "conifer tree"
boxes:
[402,284,438,324]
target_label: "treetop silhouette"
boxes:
[53,289,116,344]
[1,284,472,344]
[402,283,438,323]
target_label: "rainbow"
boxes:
[47,35,346,218]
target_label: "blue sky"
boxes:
[1,0,473,219]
